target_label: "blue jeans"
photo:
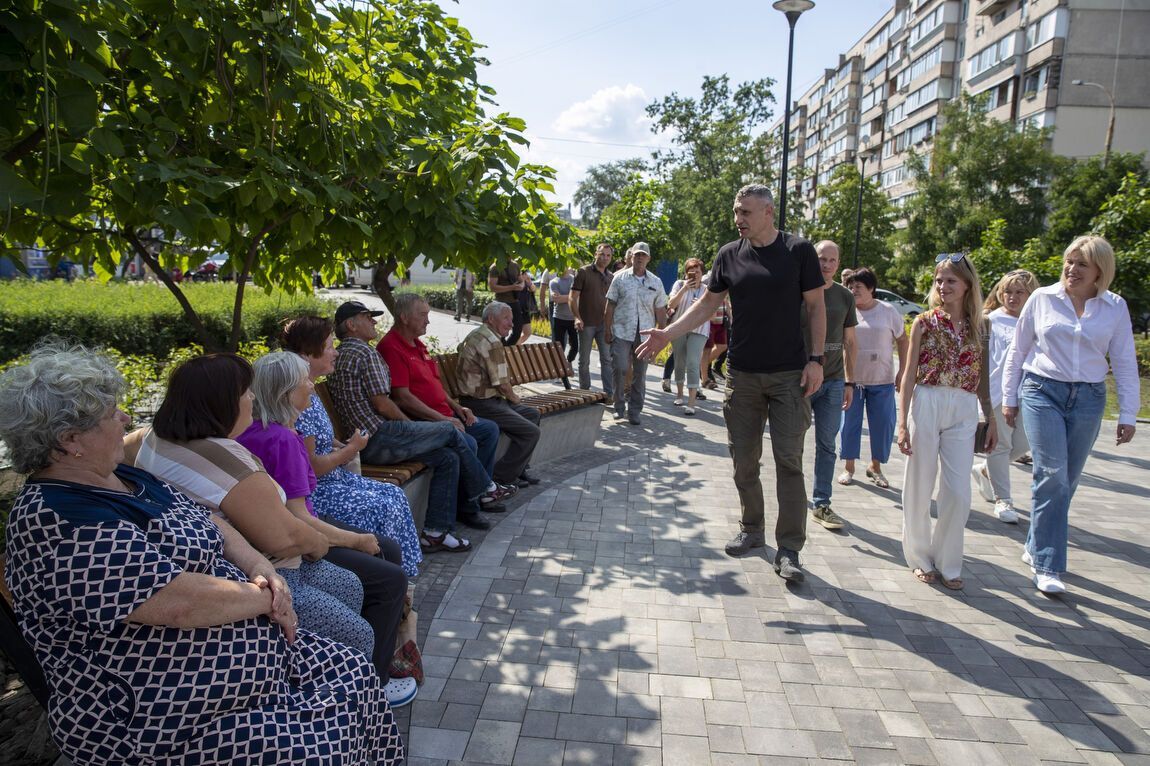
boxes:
[464,417,500,478]
[1021,372,1105,575]
[361,420,490,531]
[809,378,845,507]
[839,383,897,464]
[577,324,614,396]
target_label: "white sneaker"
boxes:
[993,500,1019,524]
[1035,573,1066,594]
[972,462,994,503]
[383,676,418,708]
[1021,547,1036,573]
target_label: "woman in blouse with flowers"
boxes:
[897,254,996,590]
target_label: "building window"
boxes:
[909,5,944,47]
[882,165,907,188]
[1022,65,1048,98]
[864,58,887,84]
[968,33,1015,79]
[907,116,937,145]
[1025,8,1064,50]
[905,79,940,113]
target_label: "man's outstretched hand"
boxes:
[636,327,669,361]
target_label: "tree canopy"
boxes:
[1,0,578,348]
[595,176,674,263]
[807,164,895,276]
[572,158,647,229]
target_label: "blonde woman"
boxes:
[1002,236,1139,594]
[972,270,1041,523]
[898,254,996,590]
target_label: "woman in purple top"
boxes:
[238,351,416,708]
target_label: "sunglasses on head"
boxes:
[935,252,967,264]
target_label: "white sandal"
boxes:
[837,471,854,486]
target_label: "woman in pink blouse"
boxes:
[897,254,996,590]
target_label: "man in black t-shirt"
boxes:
[637,184,826,581]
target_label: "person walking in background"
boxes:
[972,269,1040,523]
[488,259,534,345]
[666,258,711,415]
[571,243,616,400]
[1002,236,1139,594]
[604,242,668,425]
[839,268,908,490]
[453,268,475,322]
[898,254,996,591]
[549,267,579,363]
[804,241,857,531]
[636,184,826,582]
[700,295,730,391]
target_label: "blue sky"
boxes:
[438,0,893,215]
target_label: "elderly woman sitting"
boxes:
[132,353,416,708]
[0,344,403,765]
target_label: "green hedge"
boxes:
[0,280,335,361]
[1137,337,1150,377]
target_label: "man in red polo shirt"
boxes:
[378,293,504,483]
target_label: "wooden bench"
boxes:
[438,342,606,466]
[313,382,432,531]
[0,555,51,709]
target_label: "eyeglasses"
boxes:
[935,252,968,264]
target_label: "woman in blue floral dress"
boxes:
[284,316,424,576]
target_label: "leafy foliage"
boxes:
[1091,173,1150,330]
[1040,153,1148,259]
[0,280,332,361]
[1,0,579,348]
[807,165,896,275]
[596,177,675,263]
[572,158,648,228]
[646,75,778,263]
[897,94,1057,289]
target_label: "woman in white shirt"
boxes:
[973,270,1040,523]
[1002,236,1139,595]
[666,258,712,415]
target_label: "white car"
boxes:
[875,288,925,317]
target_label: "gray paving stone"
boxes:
[512,736,565,766]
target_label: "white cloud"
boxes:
[552,84,653,144]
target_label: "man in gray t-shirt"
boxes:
[801,241,858,529]
[549,268,578,363]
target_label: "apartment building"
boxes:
[768,0,1150,223]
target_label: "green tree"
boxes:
[807,164,895,274]
[898,94,1058,287]
[1040,152,1148,259]
[647,75,778,263]
[1091,173,1150,331]
[595,176,674,262]
[1,0,577,350]
[572,158,647,228]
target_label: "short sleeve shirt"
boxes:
[236,421,318,515]
[327,336,389,434]
[605,268,668,340]
[708,233,823,373]
[456,324,509,400]
[853,300,905,386]
[489,261,522,305]
[378,329,453,418]
[550,275,575,321]
[801,282,858,380]
[571,264,614,326]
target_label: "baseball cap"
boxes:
[631,242,651,256]
[334,301,384,326]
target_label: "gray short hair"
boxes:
[482,302,512,321]
[393,292,428,321]
[0,343,126,474]
[251,352,310,428]
[735,183,775,206]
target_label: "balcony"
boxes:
[976,0,1011,16]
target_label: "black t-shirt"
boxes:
[708,232,823,373]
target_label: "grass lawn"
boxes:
[1105,374,1150,421]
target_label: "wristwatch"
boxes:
[808,355,824,365]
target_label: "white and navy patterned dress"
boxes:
[296,394,423,576]
[5,464,404,765]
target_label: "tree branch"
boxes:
[123,230,222,352]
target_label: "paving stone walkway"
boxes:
[395,325,1150,765]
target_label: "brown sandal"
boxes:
[940,576,964,591]
[913,568,938,584]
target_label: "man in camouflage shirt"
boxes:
[456,302,542,486]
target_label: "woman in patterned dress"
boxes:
[897,254,997,591]
[0,344,403,765]
[281,316,424,575]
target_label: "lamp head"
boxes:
[773,0,815,23]
[1071,79,1085,86]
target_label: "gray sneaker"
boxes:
[811,504,846,530]
[774,548,805,582]
[725,530,766,557]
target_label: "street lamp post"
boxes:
[851,139,874,269]
[772,0,815,232]
[1072,79,1115,164]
